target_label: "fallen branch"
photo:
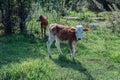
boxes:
[63,16,80,20]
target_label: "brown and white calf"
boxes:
[37,15,48,38]
[47,23,88,59]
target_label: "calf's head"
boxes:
[75,25,88,40]
[36,15,42,22]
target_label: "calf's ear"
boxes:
[83,28,89,32]
[69,28,75,33]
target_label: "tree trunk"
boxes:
[20,18,26,33]
[4,0,12,34]
[19,0,26,34]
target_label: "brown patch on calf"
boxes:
[50,24,77,41]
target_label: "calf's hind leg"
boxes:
[41,27,43,38]
[43,24,47,38]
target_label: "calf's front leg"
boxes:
[68,40,75,59]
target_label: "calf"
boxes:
[47,23,88,59]
[37,15,48,38]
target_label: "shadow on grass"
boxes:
[0,37,48,68]
[51,55,94,80]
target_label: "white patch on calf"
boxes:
[75,25,84,40]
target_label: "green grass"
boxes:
[0,7,120,80]
[0,26,120,80]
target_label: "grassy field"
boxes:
[0,26,120,80]
[0,9,120,80]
